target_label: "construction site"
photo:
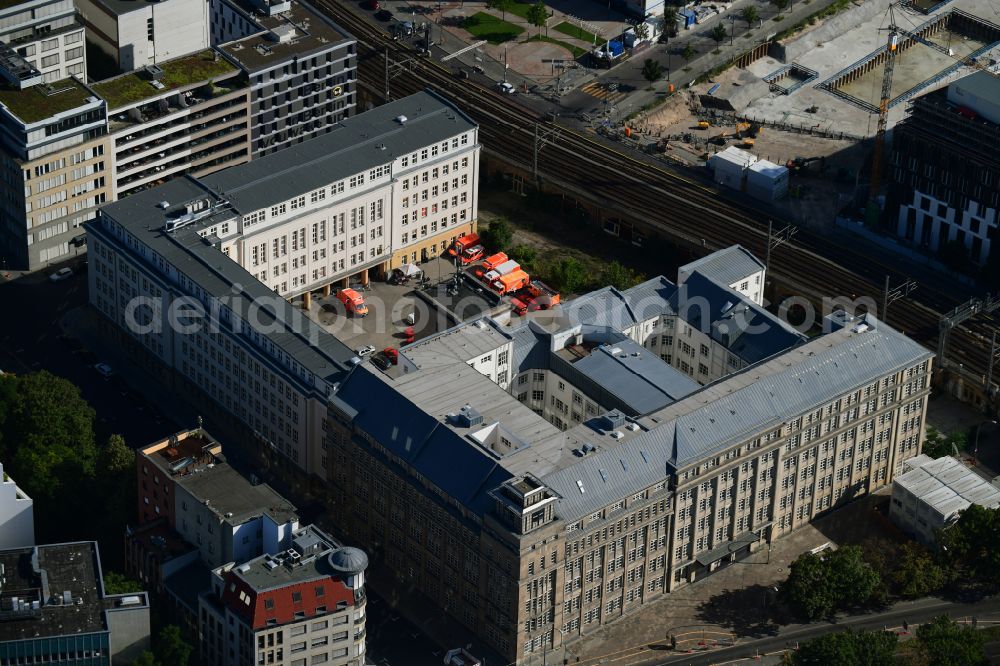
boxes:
[623,0,1000,227]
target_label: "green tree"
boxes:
[890,542,947,598]
[682,43,696,61]
[915,615,987,666]
[486,0,513,21]
[781,551,836,620]
[130,652,158,666]
[103,571,143,595]
[742,5,760,28]
[780,546,881,620]
[771,0,789,11]
[507,245,538,272]
[711,23,728,44]
[479,217,513,252]
[155,625,193,666]
[792,629,897,666]
[99,433,134,476]
[0,373,18,459]
[634,21,650,42]
[526,2,547,36]
[601,261,643,290]
[827,545,881,609]
[939,504,1000,588]
[662,6,678,37]
[641,58,663,82]
[4,371,96,502]
[551,257,589,293]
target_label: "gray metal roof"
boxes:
[201,90,477,215]
[403,318,511,366]
[674,272,806,364]
[331,365,518,517]
[678,245,765,287]
[540,316,932,521]
[508,321,552,374]
[572,339,699,414]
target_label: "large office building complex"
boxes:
[0,0,355,271]
[87,87,933,661]
[87,91,479,478]
[0,541,151,664]
[891,71,1000,266]
[324,254,932,662]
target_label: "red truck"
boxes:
[491,269,529,295]
[524,280,560,308]
[448,234,482,264]
[482,252,508,271]
[336,288,368,317]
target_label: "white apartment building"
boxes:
[86,91,480,480]
[199,526,368,666]
[0,0,86,82]
[0,462,34,549]
[77,0,211,72]
[677,245,765,305]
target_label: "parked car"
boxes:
[375,9,392,21]
[370,353,392,371]
[356,345,376,357]
[94,362,114,378]
[496,81,515,94]
[49,267,73,281]
[365,0,380,9]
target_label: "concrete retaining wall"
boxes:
[773,0,892,63]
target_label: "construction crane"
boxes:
[867,5,901,215]
[868,3,999,215]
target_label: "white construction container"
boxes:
[708,146,757,191]
[746,159,789,202]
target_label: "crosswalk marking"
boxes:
[579,81,628,104]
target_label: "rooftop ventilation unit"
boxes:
[852,323,870,334]
[610,431,624,440]
[395,115,408,124]
[144,64,164,81]
[601,410,626,430]
[157,201,170,210]
[454,404,483,428]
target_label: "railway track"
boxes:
[320,2,991,380]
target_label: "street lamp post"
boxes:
[973,419,996,464]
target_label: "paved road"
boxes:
[376,0,848,120]
[648,594,1000,665]
[0,267,181,447]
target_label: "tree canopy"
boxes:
[479,217,513,253]
[0,371,96,502]
[780,546,882,620]
[711,23,728,44]
[914,615,987,666]
[641,58,663,82]
[742,5,760,26]
[526,2,547,33]
[103,571,143,595]
[938,504,1000,589]
[791,629,897,666]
